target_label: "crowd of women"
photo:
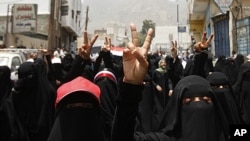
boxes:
[0,23,250,141]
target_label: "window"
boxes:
[77,11,81,16]
[237,17,250,55]
[61,6,69,16]
[72,10,74,19]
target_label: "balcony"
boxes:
[61,16,80,36]
[189,0,209,21]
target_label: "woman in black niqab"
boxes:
[0,66,13,140]
[234,54,244,75]
[12,60,56,141]
[158,75,229,141]
[48,76,105,141]
[0,66,12,107]
[233,60,250,124]
[215,56,238,86]
[34,58,57,130]
[94,68,118,140]
[206,72,242,125]
[214,55,227,72]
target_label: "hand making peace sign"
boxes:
[171,40,178,58]
[101,37,111,52]
[194,32,214,52]
[79,31,99,60]
[123,23,154,85]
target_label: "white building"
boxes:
[106,22,128,46]
[152,25,192,54]
[77,22,129,48]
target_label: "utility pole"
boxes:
[48,0,56,50]
[84,5,89,31]
[177,0,179,51]
[4,4,11,48]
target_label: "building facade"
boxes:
[189,0,250,58]
[0,0,82,51]
[230,0,250,56]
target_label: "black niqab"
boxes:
[158,75,229,141]
[206,72,242,125]
[233,62,250,124]
[0,66,12,106]
[48,92,105,141]
[12,61,56,141]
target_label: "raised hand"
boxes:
[171,40,177,58]
[194,32,214,52]
[79,31,98,59]
[123,23,154,85]
[101,37,111,52]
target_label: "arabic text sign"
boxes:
[13,4,38,33]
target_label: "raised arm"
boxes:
[185,32,214,78]
[112,23,156,141]
[62,31,98,83]
[166,40,183,89]
[122,23,153,85]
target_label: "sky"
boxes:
[82,0,188,33]
[0,0,188,34]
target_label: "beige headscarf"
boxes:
[156,59,167,73]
